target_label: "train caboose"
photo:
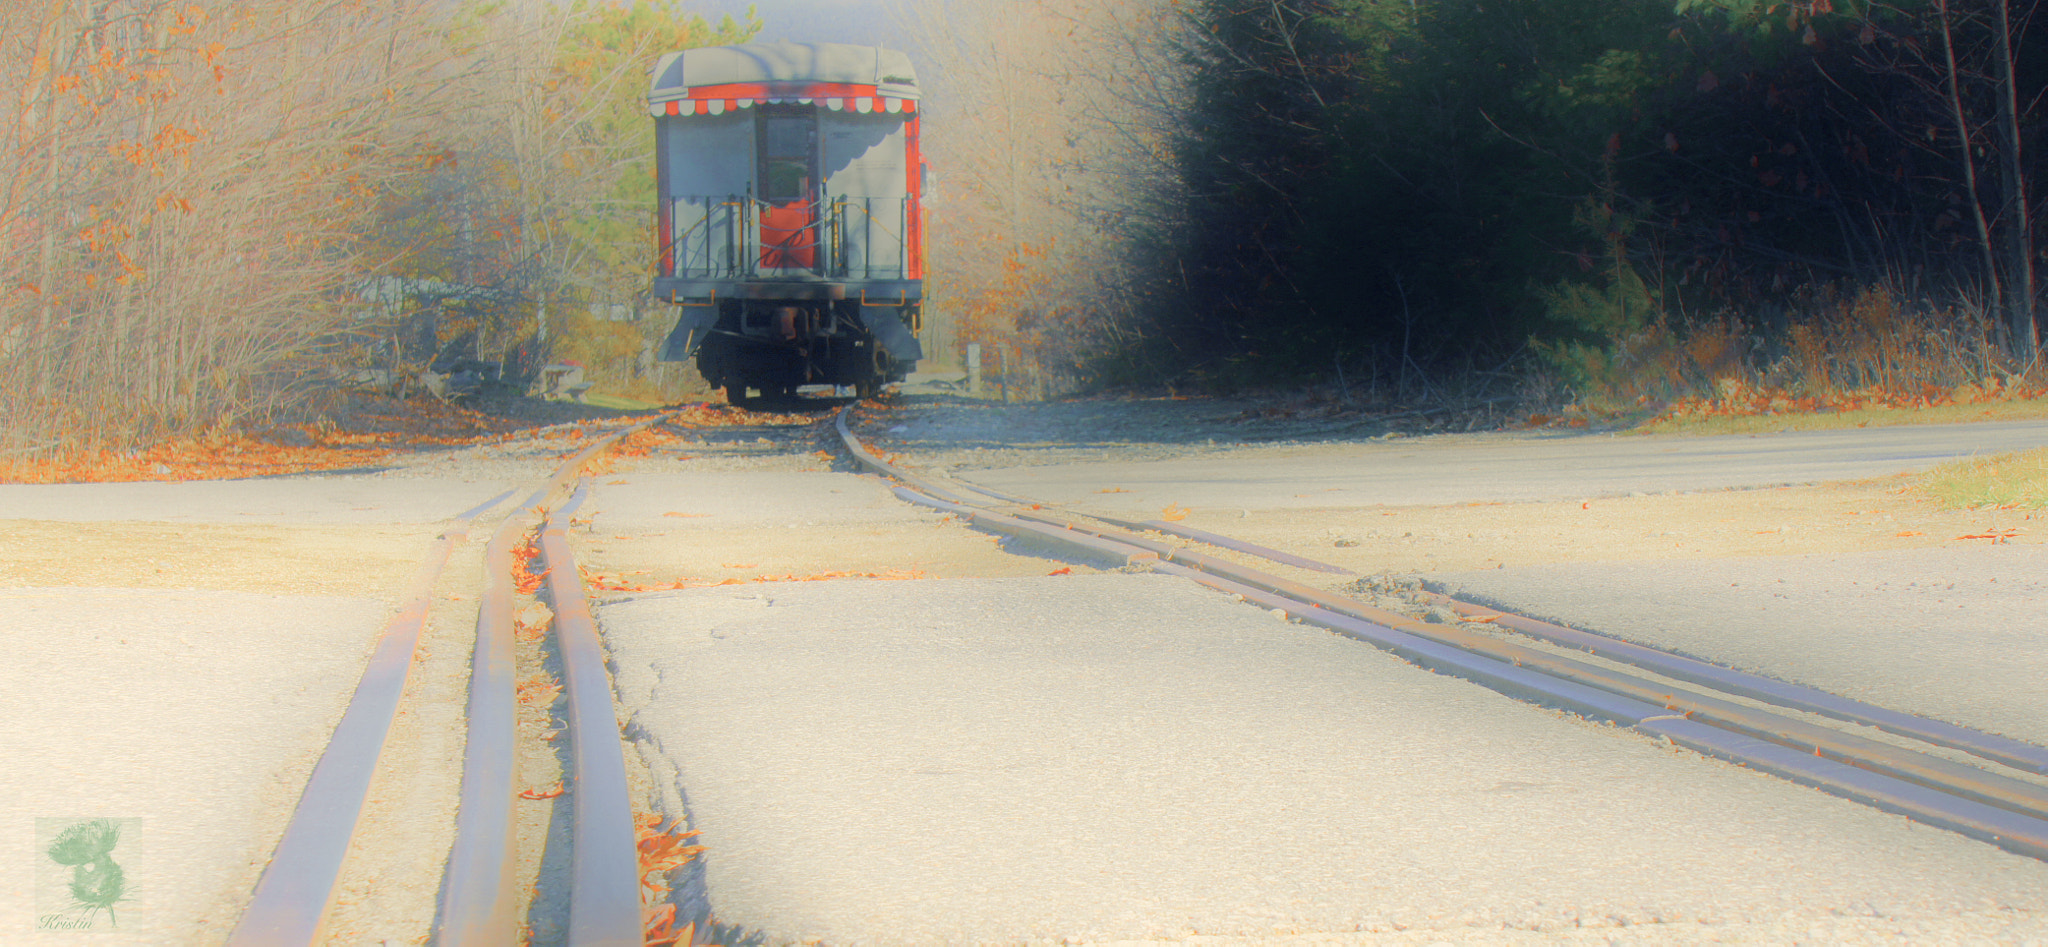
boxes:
[647,41,925,404]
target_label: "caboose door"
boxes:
[757,107,819,272]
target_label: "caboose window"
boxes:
[759,109,815,203]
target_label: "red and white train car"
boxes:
[648,41,925,403]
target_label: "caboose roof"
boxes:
[648,41,919,106]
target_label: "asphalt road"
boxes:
[7,412,2045,944]
[959,418,2048,512]
[594,415,2048,943]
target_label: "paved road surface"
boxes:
[960,419,2048,512]
[8,417,2045,943]
[592,454,2048,944]
[0,477,500,943]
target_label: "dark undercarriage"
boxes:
[669,296,920,406]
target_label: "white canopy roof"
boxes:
[648,41,919,106]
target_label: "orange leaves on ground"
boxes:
[637,813,705,877]
[1956,528,2023,541]
[638,812,708,947]
[1896,530,1926,537]
[1047,567,1073,576]
[1159,503,1190,522]
[0,435,395,485]
[519,783,565,800]
[512,537,546,595]
[612,420,699,457]
[643,913,696,947]
[584,572,694,593]
[170,5,208,36]
[515,673,561,707]
[1097,487,1129,494]
[0,395,581,485]
[675,401,817,430]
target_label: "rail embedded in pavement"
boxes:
[230,414,666,946]
[438,415,666,945]
[226,489,513,946]
[832,404,2048,863]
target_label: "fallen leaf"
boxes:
[1160,503,1190,522]
[1047,567,1073,576]
[520,783,565,799]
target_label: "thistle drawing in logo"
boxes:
[37,818,134,931]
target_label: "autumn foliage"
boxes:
[2,1,757,462]
[3,0,462,455]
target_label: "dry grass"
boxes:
[1638,394,2048,436]
[1564,286,2048,436]
[1918,447,2048,511]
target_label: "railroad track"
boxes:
[228,413,670,946]
[830,405,2048,864]
[219,397,2048,944]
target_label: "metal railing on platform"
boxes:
[664,192,911,282]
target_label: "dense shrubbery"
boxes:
[1131,0,2045,403]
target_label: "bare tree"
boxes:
[1848,0,2039,364]
[2,0,466,454]
[887,0,1191,393]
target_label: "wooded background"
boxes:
[1,0,751,455]
[5,0,2043,456]
[906,0,2046,408]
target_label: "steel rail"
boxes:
[894,479,2048,860]
[227,489,514,945]
[1155,562,2048,862]
[229,415,670,945]
[889,485,1159,567]
[979,497,2048,813]
[901,476,2048,804]
[438,416,670,944]
[836,406,1350,576]
[1418,592,2048,777]
[834,406,2048,862]
[539,481,645,945]
[433,517,526,944]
